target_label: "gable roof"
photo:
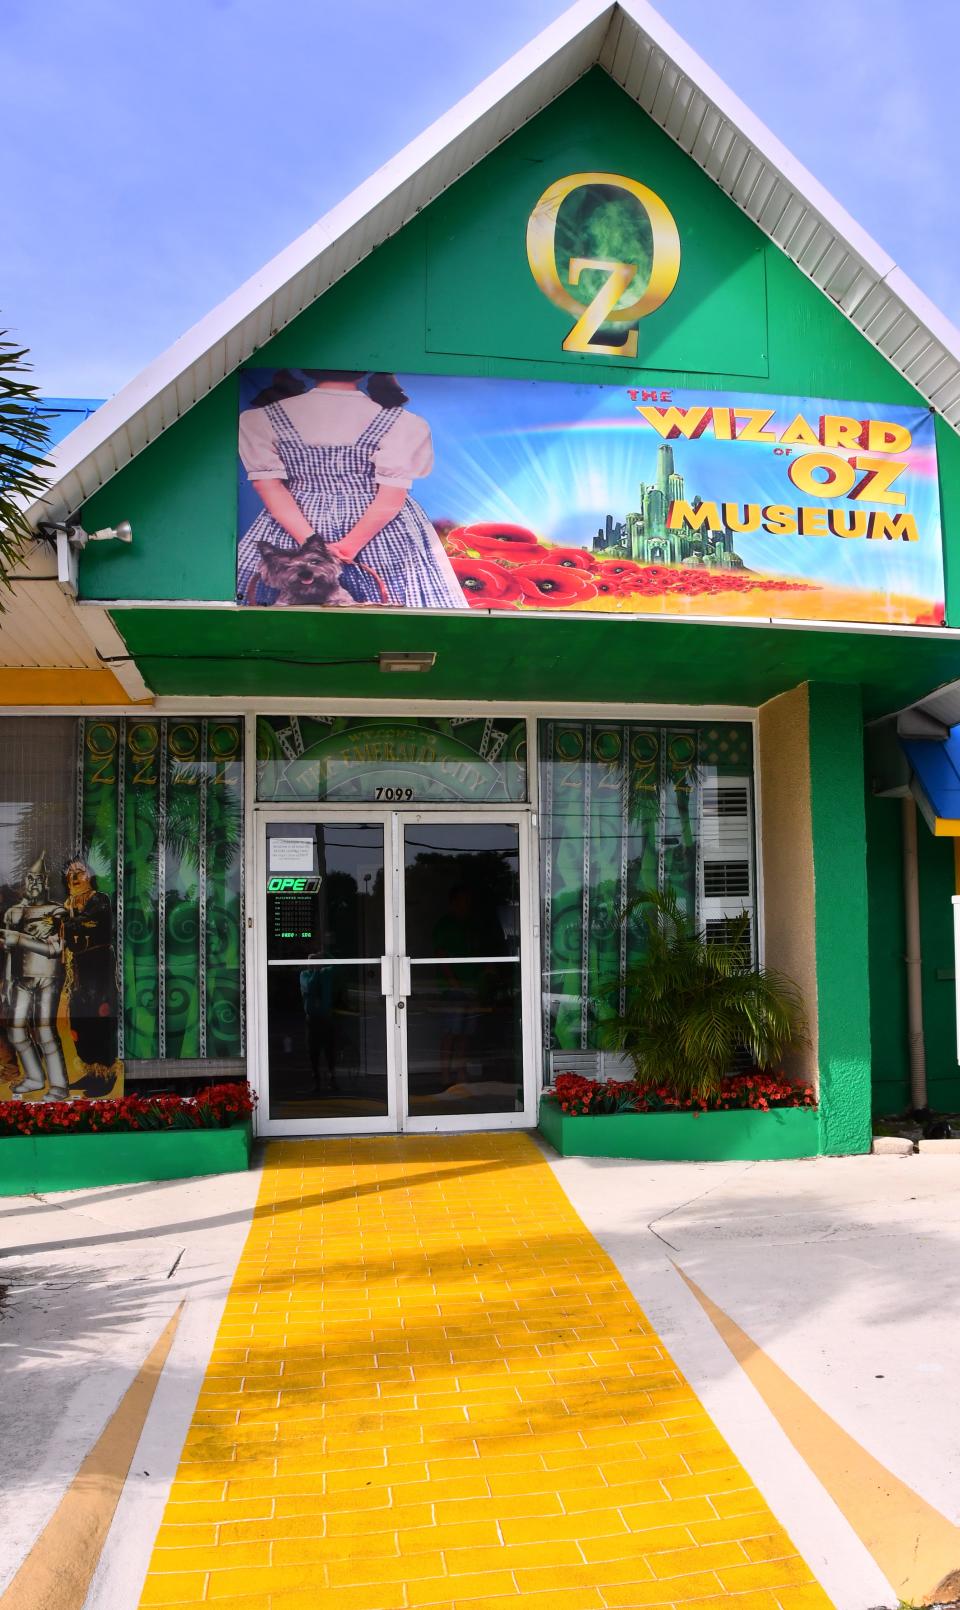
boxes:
[28,0,960,530]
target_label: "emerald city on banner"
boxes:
[237,370,943,626]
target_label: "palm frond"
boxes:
[603,888,806,1100]
[0,329,53,604]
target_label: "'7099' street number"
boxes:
[374,786,414,801]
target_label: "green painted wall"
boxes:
[808,684,873,1154]
[79,70,958,619]
[866,792,960,1116]
[111,603,960,716]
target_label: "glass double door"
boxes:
[259,811,532,1133]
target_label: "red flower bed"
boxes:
[0,1082,257,1138]
[548,1070,816,1117]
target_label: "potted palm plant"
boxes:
[539,891,820,1161]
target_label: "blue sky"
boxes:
[6,0,957,398]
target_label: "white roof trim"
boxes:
[28,0,960,529]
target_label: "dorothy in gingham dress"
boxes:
[237,369,467,608]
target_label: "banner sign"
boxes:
[256,715,527,805]
[237,371,943,626]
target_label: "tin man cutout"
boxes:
[2,854,70,1099]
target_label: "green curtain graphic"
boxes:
[78,716,244,1063]
[164,720,203,1059]
[123,720,162,1058]
[205,721,244,1058]
[80,719,121,903]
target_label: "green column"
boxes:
[808,683,872,1154]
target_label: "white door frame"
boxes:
[253,806,537,1137]
[396,808,537,1135]
[254,808,399,1137]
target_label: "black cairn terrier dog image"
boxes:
[257,536,354,605]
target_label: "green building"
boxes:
[5,1,960,1156]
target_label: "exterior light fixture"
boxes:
[89,521,133,544]
[37,519,134,597]
[378,651,437,673]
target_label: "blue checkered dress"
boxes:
[237,402,466,607]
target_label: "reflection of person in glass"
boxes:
[63,858,118,1083]
[299,955,339,1092]
[237,370,467,609]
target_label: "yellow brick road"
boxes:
[139,1133,834,1610]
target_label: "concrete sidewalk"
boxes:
[0,1142,956,1610]
[0,1164,261,1609]
[552,1150,960,1608]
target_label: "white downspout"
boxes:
[901,796,928,1112]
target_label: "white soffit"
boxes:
[27,0,960,531]
[0,543,99,667]
[0,544,149,698]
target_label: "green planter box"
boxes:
[539,1098,821,1161]
[0,1120,253,1196]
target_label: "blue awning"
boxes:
[901,728,960,835]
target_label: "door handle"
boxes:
[380,956,392,996]
[397,956,411,997]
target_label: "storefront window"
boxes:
[257,714,526,804]
[538,720,755,1078]
[0,717,114,1100]
[0,716,244,1100]
[79,718,245,1065]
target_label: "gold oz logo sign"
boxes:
[526,171,681,358]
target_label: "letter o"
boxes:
[526,172,681,325]
[86,720,118,758]
[169,722,200,761]
[127,721,159,758]
[209,722,240,761]
[788,453,857,498]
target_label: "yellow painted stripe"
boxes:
[676,1264,960,1605]
[1,1302,183,1610]
[0,667,139,705]
[138,1135,833,1609]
